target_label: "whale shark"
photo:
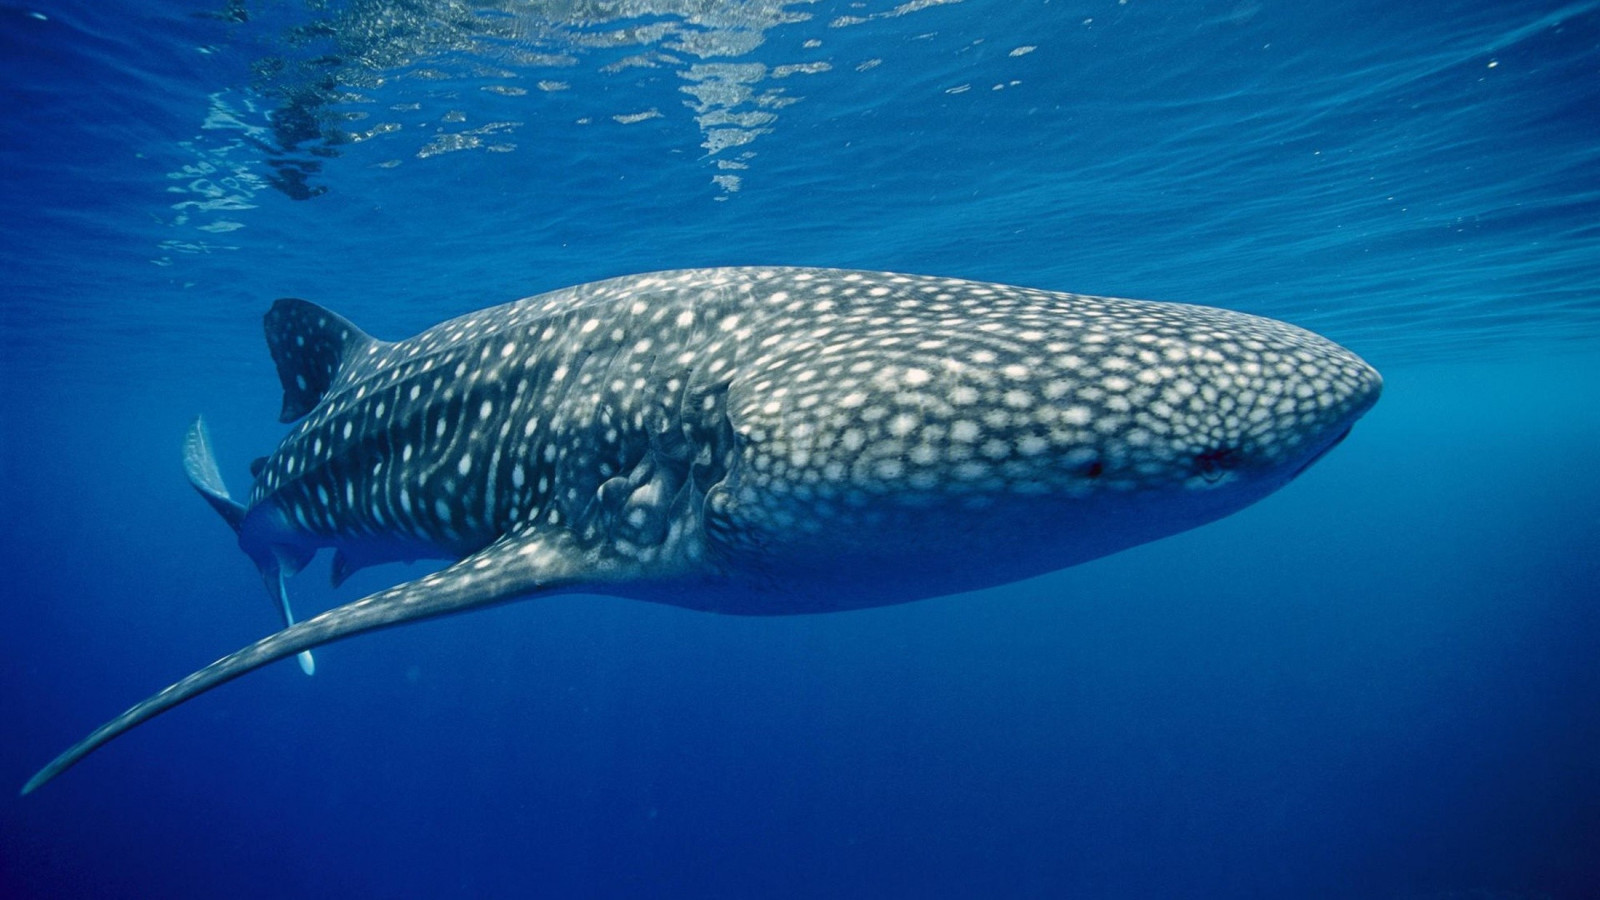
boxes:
[23,267,1381,793]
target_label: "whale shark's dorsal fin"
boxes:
[264,298,377,423]
[21,527,593,795]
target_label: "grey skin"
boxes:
[23,267,1381,793]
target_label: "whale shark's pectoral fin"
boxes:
[22,528,590,795]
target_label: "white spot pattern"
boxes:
[239,267,1378,609]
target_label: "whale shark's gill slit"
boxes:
[687,380,739,497]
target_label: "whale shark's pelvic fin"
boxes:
[21,528,589,795]
[183,416,315,676]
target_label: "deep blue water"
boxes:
[3,1,1599,897]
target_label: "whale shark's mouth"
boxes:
[1291,426,1354,480]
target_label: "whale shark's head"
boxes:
[711,278,1384,602]
[1061,299,1382,505]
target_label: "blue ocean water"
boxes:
[3,0,1598,896]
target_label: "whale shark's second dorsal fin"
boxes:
[264,298,377,423]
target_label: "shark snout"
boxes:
[1279,345,1382,480]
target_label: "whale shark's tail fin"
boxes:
[183,416,246,530]
[182,416,316,676]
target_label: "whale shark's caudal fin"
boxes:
[21,528,591,795]
[272,564,315,676]
[182,416,246,530]
[183,416,315,676]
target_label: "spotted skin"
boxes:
[23,267,1381,793]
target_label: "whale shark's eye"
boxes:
[1195,446,1244,482]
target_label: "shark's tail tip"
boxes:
[183,416,247,531]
